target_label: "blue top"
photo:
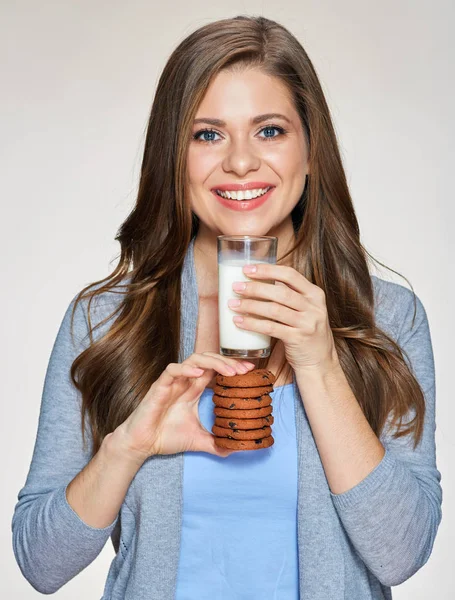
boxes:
[176,383,299,599]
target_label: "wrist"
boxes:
[295,358,344,389]
[104,428,150,469]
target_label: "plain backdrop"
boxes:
[2,1,453,598]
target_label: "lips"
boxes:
[211,186,275,211]
[211,182,275,192]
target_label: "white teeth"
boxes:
[216,187,271,200]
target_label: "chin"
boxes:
[221,225,273,237]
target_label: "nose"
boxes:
[221,135,261,177]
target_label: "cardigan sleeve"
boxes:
[329,287,443,587]
[11,293,119,594]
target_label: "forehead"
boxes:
[195,68,297,122]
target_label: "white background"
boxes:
[2,1,453,598]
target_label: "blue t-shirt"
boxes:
[176,382,299,599]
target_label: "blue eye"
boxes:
[258,125,286,139]
[192,124,287,144]
[193,129,221,143]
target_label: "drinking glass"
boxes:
[217,235,278,358]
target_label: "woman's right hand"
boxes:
[111,352,256,464]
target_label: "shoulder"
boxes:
[67,275,132,347]
[371,274,429,344]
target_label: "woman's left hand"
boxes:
[228,263,340,373]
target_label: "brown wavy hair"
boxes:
[70,15,424,458]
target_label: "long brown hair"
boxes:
[70,15,424,458]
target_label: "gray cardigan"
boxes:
[12,236,442,599]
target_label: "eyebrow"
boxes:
[193,113,292,126]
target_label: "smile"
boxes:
[211,186,276,211]
[215,186,273,200]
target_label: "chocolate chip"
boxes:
[233,429,239,433]
[255,438,263,444]
[228,422,236,428]
[222,386,228,390]
[229,403,236,409]
[228,435,233,439]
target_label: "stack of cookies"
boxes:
[212,368,276,451]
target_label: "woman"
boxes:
[12,15,442,599]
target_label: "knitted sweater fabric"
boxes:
[12,236,443,599]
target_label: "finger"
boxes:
[234,314,293,342]
[231,298,302,328]
[184,354,249,376]
[198,430,236,458]
[198,352,255,373]
[159,362,206,387]
[241,263,310,296]
[234,279,304,311]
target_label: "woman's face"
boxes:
[188,67,309,239]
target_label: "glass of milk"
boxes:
[218,235,277,358]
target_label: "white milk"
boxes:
[218,259,272,354]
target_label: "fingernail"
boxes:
[243,265,257,273]
[228,298,241,307]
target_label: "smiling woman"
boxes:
[12,13,442,600]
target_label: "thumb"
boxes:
[200,431,236,458]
